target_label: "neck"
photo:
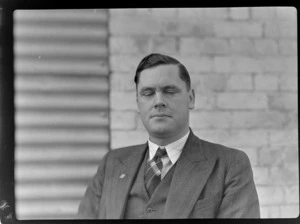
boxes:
[149,127,190,146]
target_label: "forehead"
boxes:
[138,64,184,87]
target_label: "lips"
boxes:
[151,114,171,118]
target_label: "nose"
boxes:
[154,92,166,109]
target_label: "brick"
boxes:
[109,15,161,35]
[268,128,298,147]
[190,111,232,129]
[284,145,299,164]
[150,36,177,54]
[285,185,299,204]
[110,92,138,110]
[231,111,287,128]
[258,147,285,166]
[251,7,277,20]
[213,56,232,73]
[229,38,254,55]
[214,21,263,37]
[257,186,285,205]
[217,93,268,109]
[162,19,179,35]
[254,74,278,91]
[180,38,229,55]
[201,75,227,92]
[163,18,215,36]
[151,8,177,18]
[252,166,269,185]
[193,95,216,110]
[109,8,152,17]
[264,21,297,37]
[215,22,241,37]
[240,147,258,166]
[284,58,297,73]
[180,37,203,54]
[263,57,297,73]
[280,205,299,218]
[110,55,142,72]
[202,8,229,19]
[109,37,149,54]
[194,129,268,148]
[279,74,297,91]
[178,8,228,20]
[269,93,297,110]
[232,56,262,72]
[110,111,137,130]
[203,38,229,55]
[110,73,136,91]
[179,56,213,72]
[191,129,231,145]
[260,206,280,218]
[275,7,297,21]
[286,112,298,129]
[254,39,278,55]
[229,7,250,20]
[110,130,148,149]
[226,75,252,90]
[178,8,205,18]
[278,40,297,56]
[226,130,269,147]
[269,164,298,185]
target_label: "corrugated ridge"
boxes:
[14,9,109,219]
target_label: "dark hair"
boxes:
[134,53,191,91]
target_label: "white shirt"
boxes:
[147,130,190,179]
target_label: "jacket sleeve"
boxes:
[77,151,109,219]
[217,151,260,218]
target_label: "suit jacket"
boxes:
[78,130,260,219]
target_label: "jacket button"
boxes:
[146,207,153,213]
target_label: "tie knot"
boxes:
[155,147,167,158]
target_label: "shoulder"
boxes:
[105,143,147,160]
[193,134,250,164]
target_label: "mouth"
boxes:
[151,114,171,118]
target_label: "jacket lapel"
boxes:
[106,144,148,219]
[164,131,216,218]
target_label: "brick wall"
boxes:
[108,7,298,218]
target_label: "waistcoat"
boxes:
[123,150,176,219]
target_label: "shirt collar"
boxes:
[147,130,190,164]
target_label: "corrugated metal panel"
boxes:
[13,9,109,219]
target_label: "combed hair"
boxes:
[134,53,191,90]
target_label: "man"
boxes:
[78,53,260,219]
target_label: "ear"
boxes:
[189,89,195,110]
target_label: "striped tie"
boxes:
[144,147,167,197]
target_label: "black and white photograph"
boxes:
[0,5,298,222]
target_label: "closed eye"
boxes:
[163,86,180,94]
[140,88,155,96]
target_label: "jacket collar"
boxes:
[182,129,207,162]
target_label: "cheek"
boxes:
[138,102,151,117]
[169,98,190,110]
[169,102,190,119]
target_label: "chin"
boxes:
[148,125,172,136]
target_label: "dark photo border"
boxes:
[0,1,299,224]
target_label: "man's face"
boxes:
[136,64,195,141]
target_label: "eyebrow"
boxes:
[162,85,180,90]
[140,85,180,91]
[140,87,155,92]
